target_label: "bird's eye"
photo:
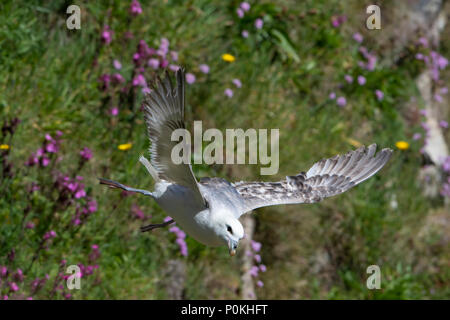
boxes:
[226,225,233,234]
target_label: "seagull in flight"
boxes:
[99,69,393,256]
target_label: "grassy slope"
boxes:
[0,0,448,299]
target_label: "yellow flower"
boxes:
[395,141,409,150]
[346,138,362,148]
[222,53,236,62]
[0,144,10,150]
[118,143,132,151]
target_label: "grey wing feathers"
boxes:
[142,69,206,207]
[233,144,392,214]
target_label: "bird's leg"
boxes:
[98,178,153,197]
[140,219,175,232]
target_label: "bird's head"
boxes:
[214,214,244,256]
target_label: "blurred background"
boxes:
[0,0,449,300]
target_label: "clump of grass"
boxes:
[0,0,448,299]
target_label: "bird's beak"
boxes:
[228,240,238,256]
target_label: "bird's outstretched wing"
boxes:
[233,144,392,215]
[142,69,206,208]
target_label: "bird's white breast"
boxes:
[153,181,223,246]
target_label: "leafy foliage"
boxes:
[0,0,448,299]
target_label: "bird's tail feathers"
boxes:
[98,178,124,189]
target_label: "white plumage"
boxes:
[99,69,393,256]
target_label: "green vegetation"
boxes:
[0,0,448,299]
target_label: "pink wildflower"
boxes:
[101,26,113,45]
[357,75,366,85]
[224,88,233,98]
[110,107,119,116]
[232,79,242,88]
[240,2,250,11]
[185,73,196,84]
[337,96,347,107]
[255,18,263,29]
[148,58,159,69]
[375,89,384,101]
[199,64,210,74]
[113,60,122,70]
[130,0,142,16]
[79,147,92,161]
[353,32,363,43]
